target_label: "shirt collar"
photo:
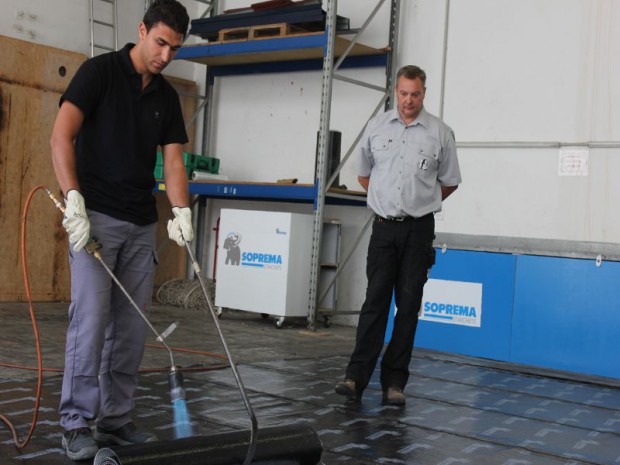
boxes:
[389,107,429,128]
[119,43,137,76]
[119,43,162,92]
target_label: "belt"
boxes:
[374,213,432,223]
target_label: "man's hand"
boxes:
[167,206,194,246]
[62,190,90,252]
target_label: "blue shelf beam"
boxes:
[176,33,388,77]
[178,33,328,60]
[207,54,387,77]
[155,181,366,206]
[157,181,316,202]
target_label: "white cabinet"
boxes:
[215,209,342,327]
[215,209,313,319]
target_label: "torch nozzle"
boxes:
[168,368,186,403]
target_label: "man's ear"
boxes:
[138,22,147,41]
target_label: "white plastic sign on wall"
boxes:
[419,279,483,327]
[558,147,589,176]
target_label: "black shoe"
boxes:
[94,422,157,446]
[335,379,361,403]
[62,427,98,461]
[382,387,406,405]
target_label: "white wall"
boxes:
[432,0,620,242]
[1,1,198,62]
[206,0,620,325]
[210,0,620,243]
[211,0,390,187]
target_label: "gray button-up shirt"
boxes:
[358,107,461,218]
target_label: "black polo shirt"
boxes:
[60,43,188,225]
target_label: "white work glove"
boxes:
[62,190,90,252]
[167,206,194,246]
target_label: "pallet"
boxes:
[218,23,301,42]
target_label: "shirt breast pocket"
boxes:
[415,142,440,178]
[370,137,392,162]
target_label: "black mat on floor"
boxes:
[2,352,619,465]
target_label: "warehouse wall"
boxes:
[204,0,620,332]
[208,0,390,185]
[431,0,620,243]
[1,2,619,347]
[210,0,620,241]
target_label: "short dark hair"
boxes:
[397,65,426,86]
[143,0,189,36]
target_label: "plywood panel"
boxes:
[0,84,66,301]
[0,35,86,302]
[0,35,199,300]
[0,35,84,93]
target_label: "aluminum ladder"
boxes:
[89,0,118,57]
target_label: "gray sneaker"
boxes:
[94,422,157,446]
[62,427,98,461]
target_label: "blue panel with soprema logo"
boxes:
[511,255,620,379]
[385,249,517,361]
[383,248,620,379]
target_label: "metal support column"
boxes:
[310,0,401,327]
[307,0,338,330]
[196,1,218,275]
[386,0,401,111]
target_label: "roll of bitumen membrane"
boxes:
[93,423,323,465]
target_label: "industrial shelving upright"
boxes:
[310,0,399,330]
[176,0,400,329]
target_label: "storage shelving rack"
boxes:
[173,0,400,329]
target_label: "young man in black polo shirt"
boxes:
[50,1,193,460]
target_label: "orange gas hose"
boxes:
[0,185,47,449]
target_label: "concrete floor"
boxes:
[1,301,619,465]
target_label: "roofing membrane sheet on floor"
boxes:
[1,302,618,464]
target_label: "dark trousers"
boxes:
[345,214,435,392]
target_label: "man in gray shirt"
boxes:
[335,65,461,405]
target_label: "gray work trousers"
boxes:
[60,210,158,431]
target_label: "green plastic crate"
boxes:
[193,154,220,174]
[154,164,164,179]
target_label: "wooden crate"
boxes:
[217,23,296,42]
